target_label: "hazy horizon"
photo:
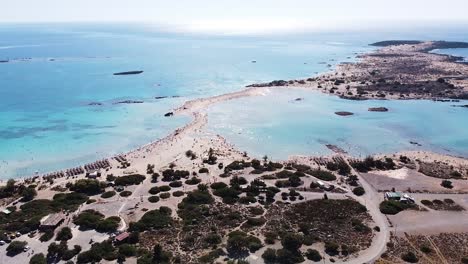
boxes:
[3,0,468,34]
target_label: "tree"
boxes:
[306,249,322,262]
[152,244,171,263]
[30,253,47,264]
[6,241,27,256]
[281,233,303,252]
[56,227,73,241]
[47,241,67,261]
[262,248,277,263]
[441,180,453,189]
[401,251,419,263]
[352,186,365,196]
[21,187,37,202]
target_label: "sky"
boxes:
[3,0,468,34]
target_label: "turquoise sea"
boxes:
[1,24,468,178]
[207,89,468,160]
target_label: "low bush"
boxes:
[173,191,185,197]
[149,186,160,195]
[306,249,322,262]
[379,200,410,215]
[40,230,54,242]
[6,241,27,256]
[148,196,160,203]
[401,251,419,263]
[198,168,209,174]
[159,185,171,192]
[101,191,116,199]
[160,192,171,199]
[352,187,365,196]
[210,182,227,190]
[129,207,173,231]
[420,245,432,254]
[119,191,132,197]
[56,227,73,241]
[114,174,146,186]
[421,200,433,206]
[185,177,201,185]
[307,169,337,181]
[441,180,453,189]
[169,181,183,188]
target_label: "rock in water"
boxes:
[335,111,354,116]
[368,107,389,112]
[113,71,144,75]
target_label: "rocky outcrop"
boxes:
[113,100,144,105]
[247,80,288,87]
[368,107,389,112]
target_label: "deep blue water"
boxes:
[1,24,468,178]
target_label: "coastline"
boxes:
[1,40,468,264]
[4,40,468,182]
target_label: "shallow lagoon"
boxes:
[207,88,468,160]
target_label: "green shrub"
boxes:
[169,181,183,188]
[401,251,419,263]
[173,191,185,197]
[6,241,27,256]
[281,233,303,251]
[185,177,201,185]
[325,241,339,256]
[159,185,171,192]
[462,257,468,264]
[30,253,47,264]
[306,249,322,262]
[239,196,257,204]
[114,174,146,186]
[352,187,365,196]
[420,245,432,254]
[96,216,120,233]
[56,227,73,241]
[379,200,410,215]
[149,186,160,195]
[210,182,227,189]
[204,233,222,246]
[148,196,160,203]
[119,191,132,197]
[262,248,277,263]
[118,244,137,257]
[307,169,337,181]
[69,179,105,195]
[213,187,240,204]
[129,208,172,231]
[101,191,116,199]
[421,200,433,206]
[199,168,209,174]
[441,180,453,189]
[73,210,104,230]
[39,230,54,242]
[226,231,263,256]
[160,192,171,199]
